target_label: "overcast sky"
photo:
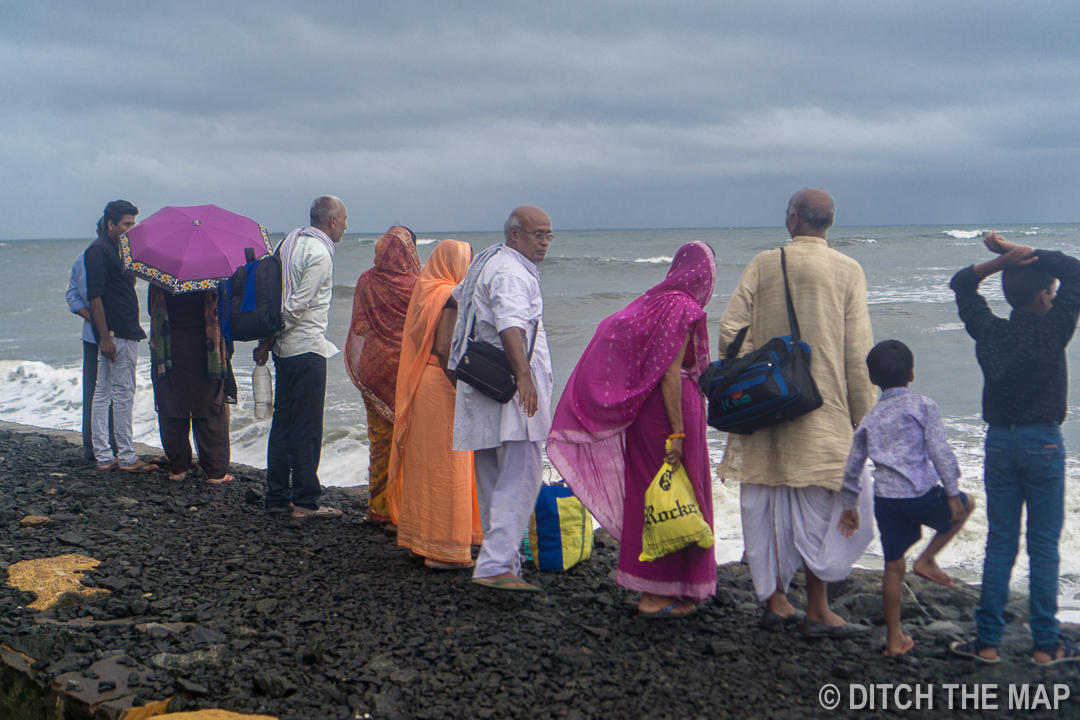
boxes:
[2,1,1078,239]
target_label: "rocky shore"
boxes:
[0,423,1077,719]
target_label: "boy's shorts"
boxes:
[873,486,969,563]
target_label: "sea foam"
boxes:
[0,359,369,487]
[943,230,991,240]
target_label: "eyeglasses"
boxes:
[514,227,554,242]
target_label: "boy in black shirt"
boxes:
[84,200,156,473]
[949,232,1080,665]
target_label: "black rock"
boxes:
[177,677,211,696]
[58,532,87,546]
[253,671,297,698]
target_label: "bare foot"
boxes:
[884,635,915,657]
[765,591,798,618]
[912,559,955,587]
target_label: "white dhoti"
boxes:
[740,465,874,602]
[472,440,544,579]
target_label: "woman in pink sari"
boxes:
[548,242,716,617]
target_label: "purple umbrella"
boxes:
[120,204,273,293]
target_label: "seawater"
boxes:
[3,225,1080,615]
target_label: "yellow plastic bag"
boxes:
[639,440,714,562]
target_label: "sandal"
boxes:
[95,459,119,472]
[206,474,233,486]
[950,640,1001,664]
[1033,639,1080,666]
[470,576,540,593]
[638,601,697,619]
[119,460,159,474]
[167,471,187,482]
[291,506,343,520]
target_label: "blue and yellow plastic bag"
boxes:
[640,440,714,562]
[527,481,593,571]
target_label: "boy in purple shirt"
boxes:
[839,340,974,657]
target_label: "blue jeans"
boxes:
[975,423,1065,652]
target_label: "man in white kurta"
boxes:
[450,206,554,591]
[717,188,877,637]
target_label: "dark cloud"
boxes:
[1,1,1078,238]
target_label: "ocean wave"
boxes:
[333,283,356,298]
[634,256,673,264]
[416,239,438,245]
[831,237,878,247]
[0,358,370,488]
[943,230,990,240]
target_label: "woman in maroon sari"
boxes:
[345,226,421,523]
[548,242,716,617]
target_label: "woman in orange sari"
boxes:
[387,240,482,569]
[345,226,421,524]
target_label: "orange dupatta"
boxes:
[386,240,472,522]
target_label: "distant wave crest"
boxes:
[943,230,990,240]
[634,256,673,264]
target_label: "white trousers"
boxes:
[473,440,544,579]
[740,469,874,602]
[92,337,139,465]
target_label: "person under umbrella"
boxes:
[148,285,236,484]
[123,204,267,485]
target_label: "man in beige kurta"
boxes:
[717,188,876,638]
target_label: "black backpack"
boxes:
[219,246,283,342]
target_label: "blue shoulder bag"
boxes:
[699,248,823,434]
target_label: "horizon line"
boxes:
[2,220,1075,243]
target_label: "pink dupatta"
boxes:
[546,242,715,541]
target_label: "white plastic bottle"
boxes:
[252,364,273,419]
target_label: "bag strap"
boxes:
[464,245,540,363]
[780,248,802,342]
[724,326,749,360]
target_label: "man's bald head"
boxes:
[786,188,835,239]
[504,206,552,263]
[310,195,349,242]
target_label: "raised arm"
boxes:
[1034,249,1080,344]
